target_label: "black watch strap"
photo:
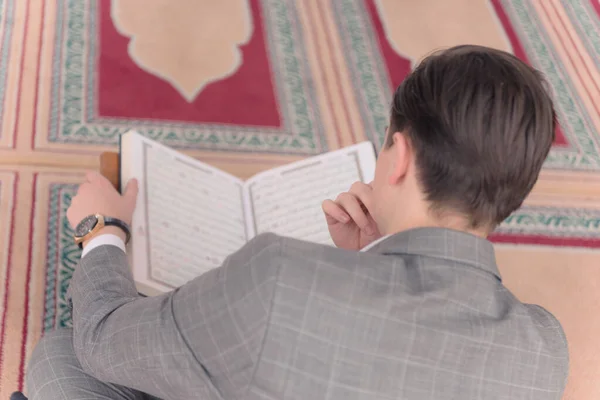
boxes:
[103,217,132,245]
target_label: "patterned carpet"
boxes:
[0,0,599,397]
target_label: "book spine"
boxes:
[117,133,123,194]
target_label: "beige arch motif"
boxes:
[111,0,254,102]
[375,0,512,66]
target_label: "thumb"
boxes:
[324,213,341,226]
[123,178,139,208]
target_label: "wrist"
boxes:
[82,226,127,248]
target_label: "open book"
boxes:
[120,131,377,296]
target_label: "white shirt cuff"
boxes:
[81,234,126,258]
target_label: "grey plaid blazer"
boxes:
[68,228,568,399]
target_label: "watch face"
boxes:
[75,215,98,237]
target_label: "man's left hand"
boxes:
[67,172,138,236]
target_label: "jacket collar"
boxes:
[365,227,501,280]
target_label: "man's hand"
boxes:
[322,181,382,251]
[67,172,138,242]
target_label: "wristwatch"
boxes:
[73,214,131,249]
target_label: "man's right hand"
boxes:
[322,182,382,251]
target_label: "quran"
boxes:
[120,131,377,296]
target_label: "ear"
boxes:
[388,132,411,185]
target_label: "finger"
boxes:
[322,199,350,225]
[86,171,112,188]
[86,171,102,183]
[76,182,90,196]
[349,181,374,213]
[335,193,374,234]
[123,178,139,208]
[364,212,381,237]
[68,195,79,208]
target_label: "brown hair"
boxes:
[387,45,556,228]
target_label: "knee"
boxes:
[27,329,74,373]
[26,329,77,399]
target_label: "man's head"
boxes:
[370,45,556,236]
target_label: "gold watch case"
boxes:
[73,214,106,245]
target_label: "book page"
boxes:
[244,142,376,245]
[122,132,248,295]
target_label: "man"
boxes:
[25,45,568,399]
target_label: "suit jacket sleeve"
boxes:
[67,233,282,400]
